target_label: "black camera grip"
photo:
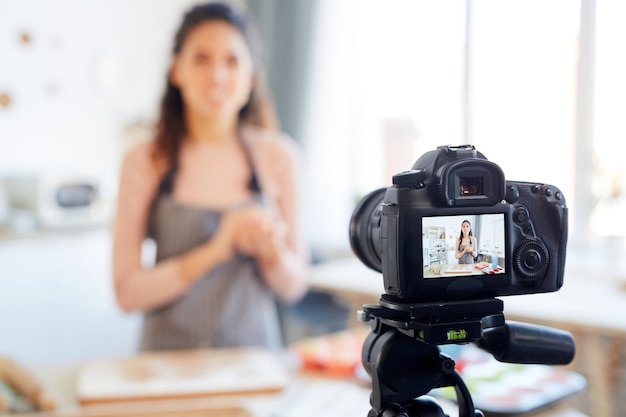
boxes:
[475,321,575,365]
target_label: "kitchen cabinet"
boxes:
[424,226,447,265]
[0,229,141,366]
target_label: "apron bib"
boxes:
[458,243,475,264]
[139,144,282,351]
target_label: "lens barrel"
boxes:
[349,188,386,273]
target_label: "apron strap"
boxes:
[156,137,262,196]
[157,164,178,196]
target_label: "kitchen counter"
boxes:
[423,262,498,278]
[0,229,142,367]
[0,224,109,241]
[18,352,585,417]
[19,353,374,417]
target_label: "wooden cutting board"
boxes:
[75,348,288,406]
[444,264,474,274]
[79,405,251,417]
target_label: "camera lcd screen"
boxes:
[422,213,505,279]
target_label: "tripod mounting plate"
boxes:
[359,297,505,345]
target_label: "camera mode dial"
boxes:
[514,238,550,281]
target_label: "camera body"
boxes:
[350,145,568,302]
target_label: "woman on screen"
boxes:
[455,220,477,264]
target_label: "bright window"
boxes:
[590,0,626,237]
[304,0,620,252]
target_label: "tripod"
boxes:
[359,297,576,417]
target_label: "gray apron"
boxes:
[139,143,282,351]
[458,243,475,264]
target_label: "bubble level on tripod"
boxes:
[447,329,468,341]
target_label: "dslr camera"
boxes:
[350,144,567,303]
[350,145,574,417]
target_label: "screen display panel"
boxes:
[422,213,506,279]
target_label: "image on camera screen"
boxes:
[422,213,506,279]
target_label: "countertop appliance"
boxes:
[1,174,111,231]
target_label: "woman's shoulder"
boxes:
[241,125,301,162]
[120,140,164,180]
[123,140,155,162]
[241,126,304,195]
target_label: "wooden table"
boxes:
[308,257,626,417]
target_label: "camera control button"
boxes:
[531,185,542,193]
[505,185,520,203]
[513,207,530,225]
[392,170,425,188]
[544,187,553,197]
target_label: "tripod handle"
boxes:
[475,321,575,365]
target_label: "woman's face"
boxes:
[461,222,471,236]
[170,20,254,123]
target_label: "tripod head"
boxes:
[359,297,576,417]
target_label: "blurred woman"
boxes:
[112,2,308,351]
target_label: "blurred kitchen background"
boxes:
[1,0,625,378]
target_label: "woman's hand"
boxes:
[219,206,287,267]
[204,205,306,303]
[178,206,286,285]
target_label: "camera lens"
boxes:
[349,188,386,273]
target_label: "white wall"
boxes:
[0,0,199,180]
[0,0,201,366]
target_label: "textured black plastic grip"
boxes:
[476,321,575,365]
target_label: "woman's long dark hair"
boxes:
[458,220,473,241]
[153,2,278,166]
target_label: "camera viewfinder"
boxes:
[459,177,483,196]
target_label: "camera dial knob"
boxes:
[514,238,550,281]
[392,170,426,189]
